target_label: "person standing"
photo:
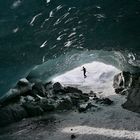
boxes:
[82,66,87,78]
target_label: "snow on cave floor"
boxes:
[0,62,140,140]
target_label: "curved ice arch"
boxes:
[27,50,138,83]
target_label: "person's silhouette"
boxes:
[82,66,87,78]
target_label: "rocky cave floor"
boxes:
[0,81,140,140]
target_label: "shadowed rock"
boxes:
[0,80,113,127]
[78,102,99,113]
[32,82,47,97]
[40,98,55,112]
[95,98,113,105]
[56,96,73,110]
[71,134,76,139]
[113,71,132,95]
[53,82,64,92]
[64,86,82,94]
[22,102,44,117]
[0,104,28,127]
[0,78,32,106]
[113,72,140,113]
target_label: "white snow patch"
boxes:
[62,126,140,140]
[53,61,120,93]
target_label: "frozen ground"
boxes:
[53,61,120,93]
[0,62,140,140]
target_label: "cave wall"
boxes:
[113,71,140,113]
